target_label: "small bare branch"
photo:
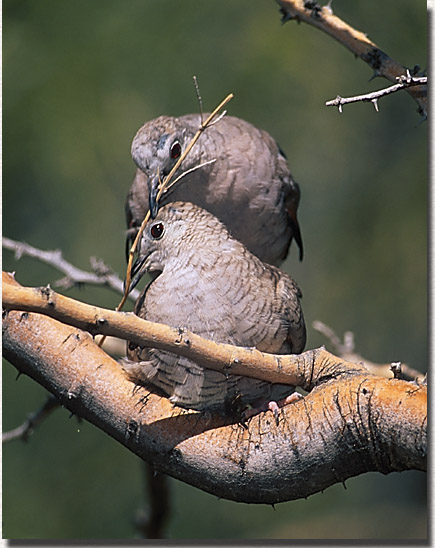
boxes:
[3,237,139,301]
[2,395,60,443]
[312,321,425,383]
[326,75,428,113]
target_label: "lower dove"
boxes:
[122,201,306,419]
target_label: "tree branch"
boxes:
[276,0,427,117]
[135,464,171,539]
[2,395,60,443]
[2,273,427,503]
[312,321,425,383]
[2,272,366,389]
[325,74,428,113]
[3,236,139,301]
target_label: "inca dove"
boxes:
[122,201,306,417]
[126,114,303,266]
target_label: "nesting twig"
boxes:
[192,75,204,125]
[163,159,217,196]
[119,91,234,310]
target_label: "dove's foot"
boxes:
[243,392,303,425]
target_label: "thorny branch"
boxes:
[2,272,427,504]
[276,0,427,117]
[2,236,139,301]
[325,73,428,113]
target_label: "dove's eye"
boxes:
[170,141,182,159]
[150,222,165,240]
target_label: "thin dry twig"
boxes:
[312,320,425,382]
[2,236,139,301]
[120,92,234,309]
[164,159,217,194]
[193,75,204,125]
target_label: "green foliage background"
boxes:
[3,0,427,540]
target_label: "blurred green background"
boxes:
[3,0,427,540]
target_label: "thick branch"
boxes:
[276,0,427,117]
[2,273,427,503]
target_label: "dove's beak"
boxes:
[127,255,148,292]
[148,175,160,219]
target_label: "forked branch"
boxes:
[2,273,427,503]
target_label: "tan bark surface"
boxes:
[2,272,426,503]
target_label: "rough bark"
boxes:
[2,273,427,504]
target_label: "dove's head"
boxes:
[129,201,233,290]
[131,116,200,182]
